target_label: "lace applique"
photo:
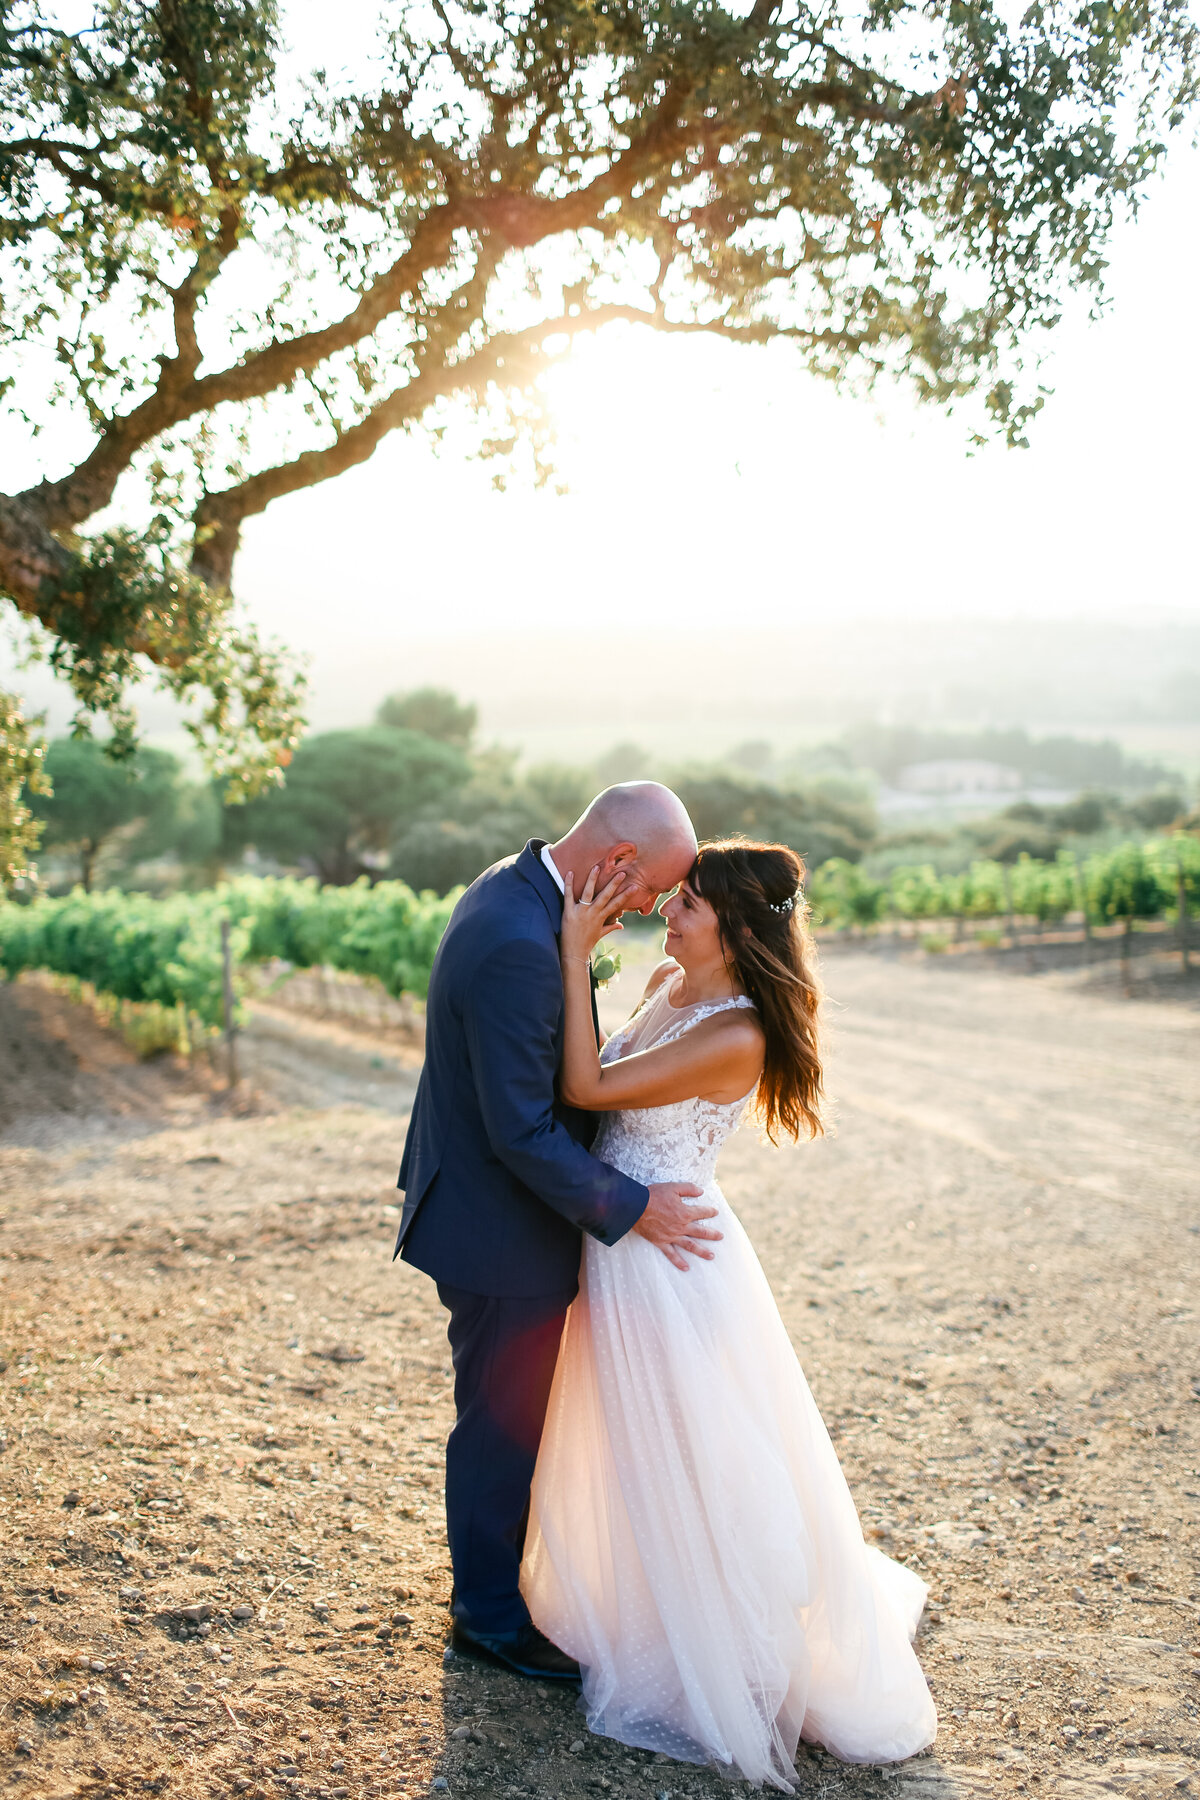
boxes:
[593,987,758,1189]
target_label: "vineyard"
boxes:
[809,834,1200,943]
[0,877,459,1053]
[0,835,1196,1062]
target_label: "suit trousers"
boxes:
[436,1282,574,1636]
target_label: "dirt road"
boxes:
[0,950,1197,1800]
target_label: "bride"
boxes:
[520,838,937,1789]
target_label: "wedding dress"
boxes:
[521,979,937,1789]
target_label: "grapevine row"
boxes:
[1,838,1196,1035]
[808,835,1200,936]
[0,877,459,1029]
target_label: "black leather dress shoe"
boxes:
[448,1620,581,1683]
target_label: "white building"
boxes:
[894,759,1024,796]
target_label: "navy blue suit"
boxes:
[395,841,648,1632]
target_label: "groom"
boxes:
[395,784,718,1681]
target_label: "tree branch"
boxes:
[22,206,461,534]
[189,302,868,587]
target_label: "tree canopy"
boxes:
[2,0,1195,881]
[376,686,479,746]
[227,725,471,884]
[33,733,183,889]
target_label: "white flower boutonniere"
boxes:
[590,941,622,988]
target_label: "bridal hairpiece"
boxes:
[769,891,801,916]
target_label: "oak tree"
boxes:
[2,0,1195,879]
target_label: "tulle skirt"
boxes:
[521,1187,938,1789]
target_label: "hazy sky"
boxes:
[219,0,1200,649]
[232,139,1200,655]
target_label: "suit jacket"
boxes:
[395,840,649,1297]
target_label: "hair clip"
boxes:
[769,893,798,916]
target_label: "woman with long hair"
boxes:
[521,838,936,1790]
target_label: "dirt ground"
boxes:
[1,943,1198,1800]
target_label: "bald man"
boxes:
[395,786,717,1681]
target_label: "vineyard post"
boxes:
[220,918,238,1090]
[1180,865,1191,976]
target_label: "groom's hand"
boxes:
[635,1183,722,1272]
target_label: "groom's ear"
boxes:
[608,841,638,869]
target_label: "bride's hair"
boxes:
[690,837,825,1143]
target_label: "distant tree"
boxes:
[727,741,775,776]
[230,728,469,885]
[392,815,530,895]
[32,736,183,891]
[4,0,1195,882]
[521,765,594,840]
[1122,788,1187,831]
[674,770,873,869]
[375,688,478,749]
[594,744,653,787]
[972,820,1061,864]
[1049,792,1112,836]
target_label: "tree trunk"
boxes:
[80,840,98,892]
[1122,915,1133,996]
[0,493,74,614]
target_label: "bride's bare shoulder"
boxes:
[640,957,681,1003]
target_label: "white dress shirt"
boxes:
[541,843,566,896]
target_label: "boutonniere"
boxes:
[590,941,622,988]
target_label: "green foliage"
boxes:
[519,765,593,841]
[1085,841,1169,929]
[887,864,946,922]
[228,727,470,885]
[807,858,888,930]
[375,688,478,748]
[941,860,1007,920]
[0,886,247,1027]
[812,838,1193,937]
[674,770,875,871]
[595,744,653,786]
[32,735,184,890]
[0,874,459,1027]
[32,524,306,799]
[1007,850,1076,923]
[0,689,48,889]
[1146,832,1200,918]
[390,816,527,895]
[40,972,212,1059]
[237,877,458,999]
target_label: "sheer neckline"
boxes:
[663,972,752,1014]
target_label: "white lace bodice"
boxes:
[592,977,758,1189]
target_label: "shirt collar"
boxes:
[540,842,566,896]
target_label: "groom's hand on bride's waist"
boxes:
[634,1183,722,1272]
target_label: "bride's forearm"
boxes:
[560,953,604,1105]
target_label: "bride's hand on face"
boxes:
[562,865,626,965]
